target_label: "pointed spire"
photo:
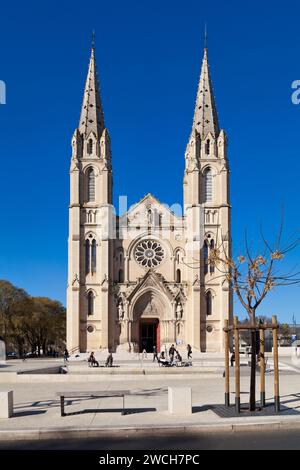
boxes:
[192,43,220,139]
[79,37,105,139]
[204,24,208,50]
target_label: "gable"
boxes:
[119,193,182,229]
[127,270,173,303]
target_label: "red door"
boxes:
[156,321,160,353]
[139,319,160,353]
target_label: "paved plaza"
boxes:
[1,356,300,444]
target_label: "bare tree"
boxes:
[208,220,300,411]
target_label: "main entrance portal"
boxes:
[132,289,168,353]
[139,319,160,353]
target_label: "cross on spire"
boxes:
[204,24,208,50]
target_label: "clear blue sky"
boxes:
[0,0,299,322]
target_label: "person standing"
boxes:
[230,352,235,367]
[169,344,176,364]
[187,344,192,360]
[22,350,27,362]
[153,345,158,362]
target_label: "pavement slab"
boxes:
[1,356,300,440]
[0,371,300,437]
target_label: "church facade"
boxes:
[67,44,232,354]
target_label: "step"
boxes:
[62,366,223,375]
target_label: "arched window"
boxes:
[87,169,95,202]
[159,213,163,228]
[205,139,210,155]
[85,240,90,274]
[203,240,209,275]
[206,291,212,316]
[210,240,215,274]
[118,269,124,283]
[176,269,181,283]
[87,139,93,155]
[91,239,97,273]
[204,168,213,203]
[87,292,94,316]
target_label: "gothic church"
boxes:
[67,43,232,354]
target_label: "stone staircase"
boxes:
[64,351,230,376]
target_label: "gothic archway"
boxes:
[131,290,170,353]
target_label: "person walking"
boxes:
[230,352,235,367]
[187,344,192,360]
[105,353,113,368]
[63,348,70,363]
[153,345,158,362]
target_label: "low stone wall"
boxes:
[0,370,223,384]
[273,347,296,357]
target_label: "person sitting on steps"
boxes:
[175,350,182,366]
[158,351,170,367]
[88,352,99,367]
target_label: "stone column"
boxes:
[124,255,129,283]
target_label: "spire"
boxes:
[79,39,105,139]
[204,24,207,50]
[192,44,220,139]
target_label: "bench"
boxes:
[56,390,130,417]
[168,387,192,415]
[0,391,13,419]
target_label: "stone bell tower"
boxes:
[67,43,114,353]
[183,46,232,352]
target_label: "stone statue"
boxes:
[147,207,153,225]
[176,302,183,319]
[118,302,124,320]
[72,274,79,286]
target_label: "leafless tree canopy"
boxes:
[209,217,300,323]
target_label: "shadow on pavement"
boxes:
[64,407,156,416]
[12,410,47,418]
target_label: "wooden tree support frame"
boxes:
[223,315,280,414]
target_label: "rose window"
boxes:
[135,240,165,268]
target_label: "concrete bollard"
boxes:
[0,391,13,418]
[168,387,192,415]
